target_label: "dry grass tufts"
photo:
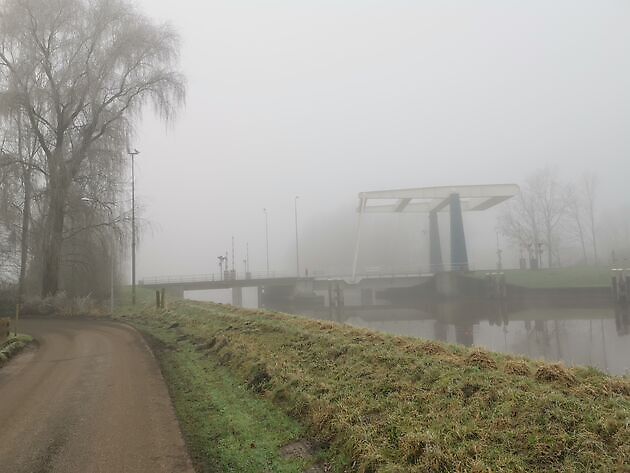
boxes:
[421,341,446,355]
[466,350,497,370]
[535,363,576,385]
[503,360,531,376]
[604,379,630,396]
[399,432,431,465]
[573,383,599,398]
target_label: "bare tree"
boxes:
[499,168,571,268]
[565,173,599,266]
[532,168,572,267]
[498,185,542,265]
[0,0,185,296]
[566,184,588,264]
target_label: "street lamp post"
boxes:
[263,208,269,277]
[244,242,250,275]
[128,148,140,305]
[294,196,300,277]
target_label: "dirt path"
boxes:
[0,318,195,473]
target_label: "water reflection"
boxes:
[288,301,630,376]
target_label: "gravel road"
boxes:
[0,318,195,473]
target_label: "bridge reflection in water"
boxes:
[267,300,630,377]
[148,272,629,376]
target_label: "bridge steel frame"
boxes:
[352,184,519,279]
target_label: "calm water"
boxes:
[297,302,630,376]
[186,288,630,376]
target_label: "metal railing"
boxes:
[139,267,446,286]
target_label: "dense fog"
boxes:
[130,1,630,281]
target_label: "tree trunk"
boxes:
[41,170,67,297]
[18,166,31,301]
[17,118,33,303]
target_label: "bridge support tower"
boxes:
[449,193,469,271]
[429,210,443,272]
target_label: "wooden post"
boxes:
[160,288,166,309]
[156,290,161,309]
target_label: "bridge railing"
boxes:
[140,270,301,286]
[139,267,444,286]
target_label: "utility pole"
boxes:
[294,196,300,277]
[128,148,140,305]
[245,242,250,273]
[231,236,235,272]
[263,208,269,277]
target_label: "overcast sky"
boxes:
[131,1,630,279]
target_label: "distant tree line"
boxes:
[0,0,184,301]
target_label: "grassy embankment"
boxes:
[0,334,33,367]
[120,290,323,473]
[119,299,629,473]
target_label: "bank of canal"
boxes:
[119,300,629,473]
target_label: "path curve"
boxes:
[0,318,195,473]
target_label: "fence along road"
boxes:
[0,318,194,473]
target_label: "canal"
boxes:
[186,288,630,376]
[302,302,630,376]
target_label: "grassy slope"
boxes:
[128,316,320,473]
[121,301,629,473]
[471,267,611,289]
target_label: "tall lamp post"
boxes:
[294,196,300,277]
[263,208,269,277]
[128,148,140,305]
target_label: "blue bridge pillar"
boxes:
[429,210,443,272]
[449,193,469,271]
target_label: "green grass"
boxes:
[0,334,33,366]
[125,316,323,473]
[472,267,612,289]
[119,286,161,306]
[119,301,629,472]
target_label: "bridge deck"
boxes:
[140,272,432,291]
